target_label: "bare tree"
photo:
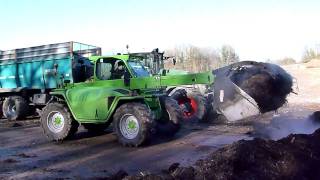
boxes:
[302,46,320,63]
[276,57,296,65]
[165,44,238,72]
[220,45,240,65]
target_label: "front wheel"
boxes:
[40,103,79,141]
[113,102,155,147]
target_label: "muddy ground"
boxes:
[0,64,319,179]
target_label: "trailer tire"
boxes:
[171,90,207,123]
[0,101,3,118]
[83,122,111,133]
[157,96,182,136]
[41,103,79,141]
[113,102,155,147]
[3,96,29,120]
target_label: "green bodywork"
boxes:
[51,54,214,124]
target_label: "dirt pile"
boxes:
[212,61,293,113]
[119,128,320,180]
[304,59,320,68]
[311,111,320,122]
[193,132,320,179]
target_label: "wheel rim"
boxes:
[7,101,17,117]
[178,97,198,118]
[47,111,65,133]
[119,114,140,140]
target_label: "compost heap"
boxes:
[117,116,320,180]
[212,61,293,113]
[99,112,320,180]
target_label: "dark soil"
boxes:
[2,158,20,163]
[113,127,320,180]
[14,153,37,158]
[212,61,293,113]
[232,63,293,113]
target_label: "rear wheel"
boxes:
[157,96,182,136]
[3,96,29,120]
[113,102,155,147]
[0,101,3,118]
[171,90,207,123]
[40,103,79,141]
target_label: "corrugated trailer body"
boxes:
[0,42,101,90]
[0,42,101,120]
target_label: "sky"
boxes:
[1,0,320,61]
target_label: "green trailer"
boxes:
[0,42,101,120]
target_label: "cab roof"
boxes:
[89,54,130,62]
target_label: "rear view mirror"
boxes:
[162,69,167,76]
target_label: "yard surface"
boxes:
[0,64,319,179]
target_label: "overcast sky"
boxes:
[1,0,319,61]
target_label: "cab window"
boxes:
[96,58,128,80]
[96,61,112,80]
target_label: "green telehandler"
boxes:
[40,54,214,146]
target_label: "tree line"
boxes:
[164,44,320,69]
[164,45,239,72]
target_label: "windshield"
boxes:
[128,61,150,77]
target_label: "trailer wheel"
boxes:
[171,90,207,123]
[113,102,155,147]
[41,103,79,141]
[0,101,3,118]
[157,96,182,136]
[3,96,29,120]
[83,122,111,133]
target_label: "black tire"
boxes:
[113,102,155,147]
[157,96,182,136]
[83,122,111,133]
[3,96,29,120]
[0,101,3,118]
[40,102,79,141]
[171,90,207,123]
